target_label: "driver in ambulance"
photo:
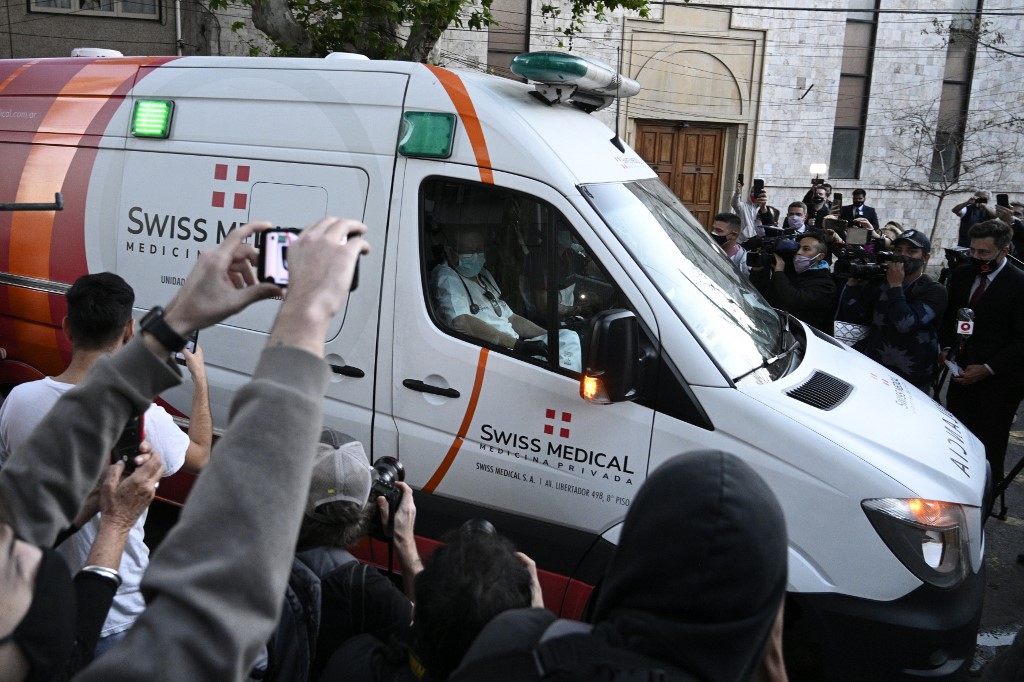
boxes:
[430,226,581,372]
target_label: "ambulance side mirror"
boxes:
[580,309,641,404]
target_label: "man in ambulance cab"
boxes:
[430,226,581,371]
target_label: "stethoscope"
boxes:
[456,270,504,317]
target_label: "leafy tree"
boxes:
[211,0,649,60]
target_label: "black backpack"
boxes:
[450,610,697,682]
[252,547,359,682]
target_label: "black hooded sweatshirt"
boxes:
[451,450,788,682]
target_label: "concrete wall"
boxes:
[501,0,1024,253]
[11,0,1017,255]
[0,0,224,57]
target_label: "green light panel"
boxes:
[131,100,174,138]
[398,112,456,159]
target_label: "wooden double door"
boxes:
[635,123,724,230]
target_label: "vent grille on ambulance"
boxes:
[786,371,852,411]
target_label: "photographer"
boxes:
[252,428,420,682]
[731,181,778,239]
[750,230,836,333]
[952,191,997,247]
[836,229,947,391]
[802,182,832,229]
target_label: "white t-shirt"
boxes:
[0,376,189,636]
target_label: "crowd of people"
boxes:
[721,180,1024,505]
[0,217,791,682]
[3,181,1023,681]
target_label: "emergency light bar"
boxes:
[510,51,640,113]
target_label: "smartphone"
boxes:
[112,412,145,474]
[833,192,843,208]
[737,173,744,185]
[258,228,301,286]
[173,329,198,365]
[997,193,1010,208]
[846,227,870,245]
[258,227,361,291]
[752,178,765,194]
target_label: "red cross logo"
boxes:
[211,164,250,210]
[544,409,571,439]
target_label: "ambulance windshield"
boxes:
[583,179,784,383]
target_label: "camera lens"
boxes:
[372,456,405,486]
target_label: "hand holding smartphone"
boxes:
[112,412,145,474]
[258,227,361,291]
[174,329,199,365]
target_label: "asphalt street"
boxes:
[971,399,1024,676]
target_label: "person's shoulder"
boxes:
[999,262,1024,292]
[430,263,456,285]
[805,268,835,282]
[1,377,67,420]
[455,608,557,673]
[916,274,946,290]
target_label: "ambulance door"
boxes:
[389,166,658,545]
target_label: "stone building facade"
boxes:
[5,0,1020,250]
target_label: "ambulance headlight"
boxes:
[862,498,973,589]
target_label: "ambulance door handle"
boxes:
[402,379,460,399]
[331,364,365,378]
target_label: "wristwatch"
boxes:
[140,306,188,352]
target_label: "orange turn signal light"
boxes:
[581,375,610,403]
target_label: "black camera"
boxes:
[368,456,405,541]
[944,247,971,269]
[832,241,896,279]
[745,227,799,268]
[939,246,972,285]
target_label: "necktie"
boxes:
[970,274,988,308]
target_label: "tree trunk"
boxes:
[404,20,446,62]
[929,194,947,247]
[250,0,313,55]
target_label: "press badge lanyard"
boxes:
[457,271,504,317]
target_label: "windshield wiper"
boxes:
[733,316,800,384]
[776,309,790,355]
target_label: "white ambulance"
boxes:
[0,52,987,680]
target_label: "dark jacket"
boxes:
[751,265,836,334]
[451,451,788,682]
[940,261,1024,392]
[837,274,947,386]
[957,206,997,247]
[839,204,880,231]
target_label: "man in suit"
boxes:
[940,219,1024,484]
[839,189,880,231]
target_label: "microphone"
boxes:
[956,307,975,338]
[946,307,975,377]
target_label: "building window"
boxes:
[488,0,530,80]
[828,0,878,179]
[30,0,159,19]
[930,9,977,183]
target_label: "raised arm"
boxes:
[78,217,369,682]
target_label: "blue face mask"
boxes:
[456,252,485,278]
